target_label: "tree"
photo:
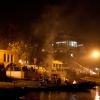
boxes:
[8,40,34,63]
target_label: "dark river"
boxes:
[20,86,100,100]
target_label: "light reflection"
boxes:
[69,94,77,100]
[95,86,100,100]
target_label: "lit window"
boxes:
[69,41,77,47]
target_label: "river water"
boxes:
[20,86,100,100]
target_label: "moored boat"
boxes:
[24,81,96,92]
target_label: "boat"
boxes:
[24,81,97,92]
[0,81,96,99]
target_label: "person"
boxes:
[40,78,45,86]
[65,79,70,85]
[57,78,61,85]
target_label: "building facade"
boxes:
[0,49,19,67]
[42,34,78,68]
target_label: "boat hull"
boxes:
[24,81,96,92]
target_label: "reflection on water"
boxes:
[68,94,78,100]
[22,86,100,100]
[94,86,100,100]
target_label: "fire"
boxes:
[73,80,77,84]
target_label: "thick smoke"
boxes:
[31,0,100,73]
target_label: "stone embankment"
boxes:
[1,76,100,88]
[80,76,100,85]
[0,80,40,88]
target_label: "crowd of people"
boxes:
[40,75,62,86]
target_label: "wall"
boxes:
[6,71,41,80]
[6,71,24,78]
[24,72,41,80]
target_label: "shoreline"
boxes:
[0,80,40,89]
[0,76,100,89]
[80,76,100,86]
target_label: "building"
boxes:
[0,49,19,67]
[52,60,63,71]
[54,34,77,57]
[42,33,78,67]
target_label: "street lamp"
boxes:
[92,51,99,58]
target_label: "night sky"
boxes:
[0,0,100,43]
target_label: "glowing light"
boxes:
[71,53,73,57]
[95,86,100,100]
[19,59,22,63]
[93,51,99,58]
[73,80,77,84]
[95,68,99,70]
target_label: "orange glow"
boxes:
[73,80,77,84]
[93,51,99,58]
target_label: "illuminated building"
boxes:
[0,49,19,67]
[42,33,78,68]
[54,34,78,66]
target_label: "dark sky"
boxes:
[0,0,100,43]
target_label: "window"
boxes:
[11,55,13,63]
[69,41,77,47]
[7,55,9,62]
[56,64,58,68]
[59,64,61,67]
[53,64,55,67]
[4,54,6,62]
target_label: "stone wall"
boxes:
[6,71,41,80]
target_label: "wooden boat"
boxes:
[0,81,96,99]
[24,81,96,92]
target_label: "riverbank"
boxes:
[0,76,100,89]
[80,76,100,85]
[0,80,40,88]
[0,80,40,100]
